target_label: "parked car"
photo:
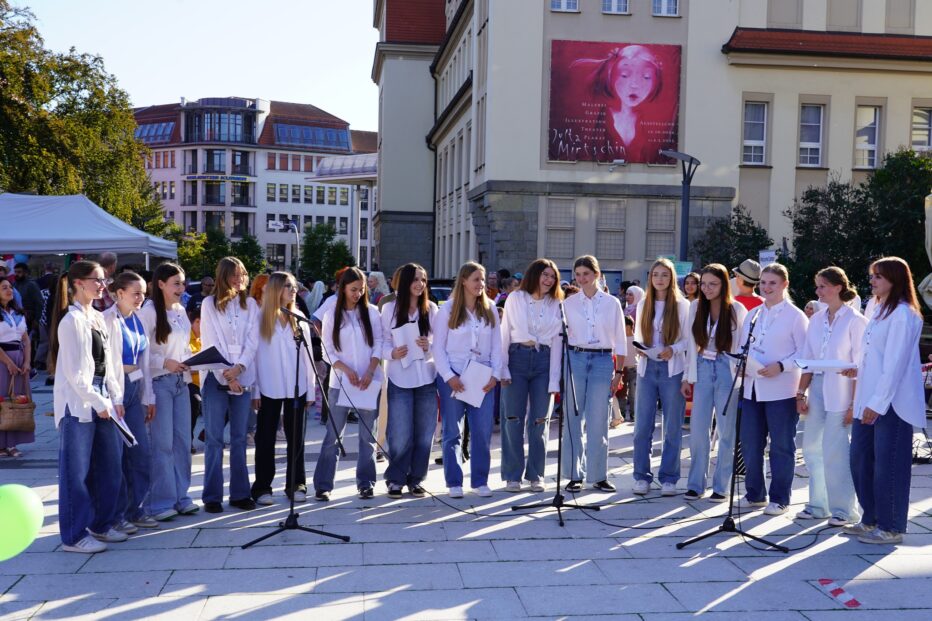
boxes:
[428,279,454,305]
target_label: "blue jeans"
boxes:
[740,396,798,505]
[633,359,685,485]
[384,380,438,487]
[687,355,738,496]
[502,344,554,483]
[202,373,252,503]
[801,375,859,521]
[58,382,122,545]
[149,373,193,514]
[438,375,494,488]
[314,387,378,491]
[562,350,613,483]
[850,408,914,533]
[116,377,151,521]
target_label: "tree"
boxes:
[231,233,268,277]
[691,204,772,273]
[301,223,357,281]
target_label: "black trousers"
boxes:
[251,394,307,498]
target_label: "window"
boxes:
[231,182,250,206]
[360,188,369,211]
[204,211,225,232]
[266,183,276,202]
[169,151,175,168]
[232,150,249,174]
[545,198,575,260]
[169,181,176,201]
[327,187,337,205]
[304,156,313,172]
[273,124,351,149]
[279,184,288,202]
[360,217,368,240]
[183,211,197,232]
[304,186,313,203]
[327,216,336,230]
[596,200,626,260]
[267,152,276,169]
[134,122,175,144]
[855,106,880,168]
[160,181,167,200]
[232,213,250,238]
[279,154,288,170]
[742,102,767,165]
[266,214,277,231]
[550,0,578,11]
[339,217,348,235]
[206,149,225,173]
[602,0,628,13]
[292,155,301,172]
[316,186,325,204]
[652,0,678,16]
[266,244,286,271]
[339,188,349,205]
[799,104,824,166]
[203,181,225,205]
[303,215,313,231]
[291,185,301,203]
[155,152,162,168]
[646,201,676,258]
[166,211,175,222]
[912,107,932,152]
[315,215,324,226]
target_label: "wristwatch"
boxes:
[796,391,807,400]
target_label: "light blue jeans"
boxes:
[633,359,685,485]
[687,355,738,496]
[801,374,859,521]
[438,375,494,488]
[148,373,193,514]
[313,387,378,492]
[561,349,613,483]
[202,373,252,503]
[501,344,554,483]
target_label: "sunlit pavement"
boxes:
[2,373,932,620]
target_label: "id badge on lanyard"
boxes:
[128,369,144,382]
[585,296,601,345]
[701,316,718,360]
[226,305,243,357]
[468,311,482,359]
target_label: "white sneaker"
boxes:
[62,535,107,554]
[795,509,818,520]
[473,485,493,497]
[858,528,903,545]
[153,509,178,522]
[530,479,545,493]
[88,527,129,543]
[256,494,274,506]
[114,519,138,535]
[661,483,678,496]
[505,481,522,493]
[827,516,851,527]
[448,486,464,498]
[740,496,767,508]
[293,490,307,503]
[842,522,877,536]
[632,480,650,495]
[763,502,788,516]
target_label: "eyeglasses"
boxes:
[82,278,108,286]
[284,285,298,291]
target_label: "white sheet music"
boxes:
[391,322,425,369]
[112,414,138,448]
[453,360,493,409]
[794,359,856,373]
[336,378,382,411]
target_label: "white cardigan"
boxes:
[800,305,867,412]
[684,300,748,384]
[633,297,691,378]
[102,305,154,406]
[53,306,123,428]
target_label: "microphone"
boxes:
[280,306,311,323]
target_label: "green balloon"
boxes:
[0,484,44,562]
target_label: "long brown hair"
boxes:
[871,257,921,319]
[692,264,737,353]
[152,262,184,344]
[48,260,102,372]
[815,266,858,303]
[639,258,683,347]
[392,263,431,336]
[447,262,496,329]
[260,271,298,342]
[519,258,564,301]
[332,267,374,351]
[213,256,249,312]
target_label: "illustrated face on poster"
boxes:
[548,41,682,164]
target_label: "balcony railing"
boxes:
[203,165,226,174]
[185,164,198,174]
[180,196,197,206]
[202,195,226,206]
[231,198,256,207]
[231,165,254,176]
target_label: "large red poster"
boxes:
[548,40,681,164]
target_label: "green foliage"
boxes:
[691,204,773,272]
[300,223,356,281]
[230,233,268,277]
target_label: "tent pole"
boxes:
[145,253,150,270]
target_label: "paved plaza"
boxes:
[2,375,932,620]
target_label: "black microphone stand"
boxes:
[242,313,350,548]
[511,302,601,526]
[676,309,788,553]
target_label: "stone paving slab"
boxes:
[459,559,607,588]
[663,579,840,612]
[162,568,319,596]
[4,571,171,600]
[199,594,364,620]
[363,540,496,565]
[516,584,686,616]
[363,587,526,620]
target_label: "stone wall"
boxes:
[374,210,435,276]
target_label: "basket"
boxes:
[0,375,36,433]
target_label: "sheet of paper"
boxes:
[336,378,382,411]
[724,352,763,378]
[112,414,138,448]
[453,360,493,409]
[391,322,425,369]
[794,359,857,373]
[632,341,664,361]
[183,346,233,371]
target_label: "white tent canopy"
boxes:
[0,193,177,258]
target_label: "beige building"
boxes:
[377,0,932,281]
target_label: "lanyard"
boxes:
[466,309,482,358]
[526,296,550,344]
[224,303,241,345]
[818,309,838,360]
[702,314,719,355]
[753,303,784,350]
[582,292,601,344]
[120,311,143,364]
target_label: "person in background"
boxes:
[0,279,34,457]
[0,265,23,312]
[486,270,501,301]
[306,280,325,316]
[185,276,214,314]
[611,315,638,427]
[375,267,403,460]
[92,252,118,312]
[804,300,820,319]
[245,273,268,446]
[624,286,644,322]
[732,259,763,311]
[367,271,390,306]
[187,305,203,450]
[13,263,43,337]
[682,272,700,302]
[495,277,520,307]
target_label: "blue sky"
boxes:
[20,0,380,131]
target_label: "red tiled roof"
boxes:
[385,0,446,45]
[723,27,932,61]
[268,101,348,126]
[351,130,378,154]
[132,103,181,121]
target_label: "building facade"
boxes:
[376,0,932,282]
[134,97,377,275]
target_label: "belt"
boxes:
[570,346,613,354]
[513,342,550,350]
[0,342,21,352]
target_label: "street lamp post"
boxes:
[659,149,701,262]
[289,221,301,277]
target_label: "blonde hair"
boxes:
[447,262,497,329]
[761,262,793,303]
[259,272,298,342]
[639,257,683,347]
[213,256,249,312]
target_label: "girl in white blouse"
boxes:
[500,258,564,493]
[632,258,690,497]
[796,267,866,526]
[846,257,925,545]
[432,261,502,498]
[251,271,315,505]
[200,257,260,513]
[50,261,124,553]
[139,262,195,522]
[315,267,384,500]
[381,263,438,498]
[737,263,808,516]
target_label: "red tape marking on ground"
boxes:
[817,578,861,609]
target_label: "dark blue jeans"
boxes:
[850,409,915,533]
[501,344,553,483]
[740,396,798,505]
[438,375,494,488]
[384,380,438,487]
[116,377,151,521]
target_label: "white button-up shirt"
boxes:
[321,304,384,383]
[563,289,627,355]
[739,300,808,401]
[684,300,748,384]
[0,308,26,343]
[853,303,926,428]
[500,291,564,393]
[200,295,260,388]
[632,297,691,378]
[139,302,192,385]
[432,301,503,381]
[254,314,316,400]
[800,305,867,412]
[380,299,438,389]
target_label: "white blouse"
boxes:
[431,301,503,382]
[738,300,808,402]
[684,301,748,384]
[500,291,563,393]
[321,304,384,384]
[800,305,867,412]
[563,289,627,355]
[0,308,26,343]
[632,297,691,378]
[254,314,316,400]
[853,303,926,428]
[200,295,260,387]
[139,302,192,385]
[102,305,154,406]
[380,300,438,389]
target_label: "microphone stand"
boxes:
[242,311,350,548]
[676,309,788,553]
[511,302,601,526]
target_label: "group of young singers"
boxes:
[50,252,925,553]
